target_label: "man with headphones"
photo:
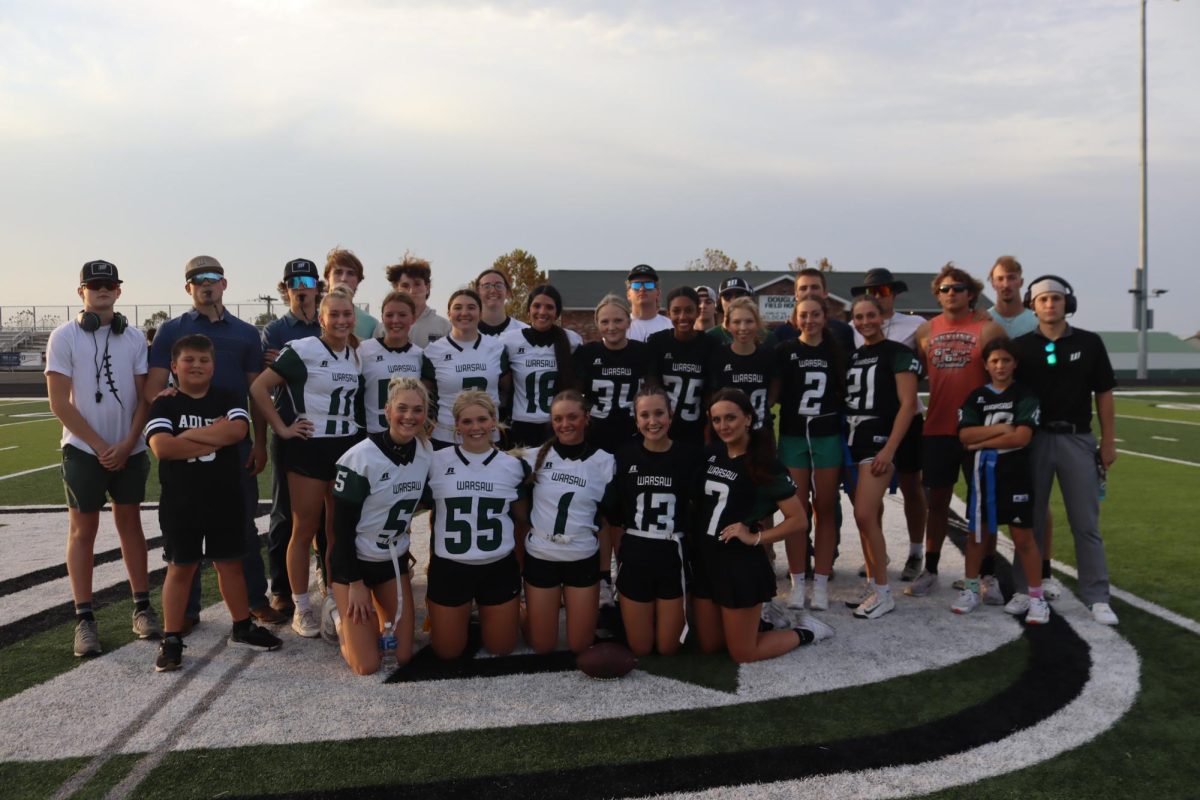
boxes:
[45,260,161,657]
[1011,276,1119,625]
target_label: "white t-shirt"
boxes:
[853,312,924,349]
[45,320,149,456]
[628,314,673,343]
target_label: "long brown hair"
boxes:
[706,388,777,486]
[527,284,577,391]
[530,389,588,482]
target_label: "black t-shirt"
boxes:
[603,440,700,536]
[707,344,777,430]
[646,329,716,443]
[1012,327,1116,432]
[574,339,648,449]
[693,442,796,544]
[776,337,845,437]
[846,340,921,420]
[145,388,247,515]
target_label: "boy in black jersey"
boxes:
[145,335,281,671]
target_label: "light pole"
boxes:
[1135,0,1149,380]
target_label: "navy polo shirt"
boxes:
[261,312,322,423]
[149,308,263,401]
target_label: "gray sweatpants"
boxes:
[1012,431,1110,605]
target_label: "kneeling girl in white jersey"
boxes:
[330,377,432,674]
[521,390,616,654]
[426,390,531,659]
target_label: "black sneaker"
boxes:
[155,635,185,672]
[229,622,283,651]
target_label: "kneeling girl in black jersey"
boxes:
[605,386,697,656]
[426,390,530,658]
[692,389,832,663]
[329,377,432,674]
[522,390,616,654]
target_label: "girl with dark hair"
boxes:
[690,388,832,663]
[420,288,508,448]
[501,284,582,448]
[645,286,715,445]
[358,291,423,434]
[774,296,846,611]
[845,295,920,620]
[604,386,698,656]
[521,390,616,654]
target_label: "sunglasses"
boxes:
[1044,341,1057,366]
[188,272,224,286]
[82,280,119,291]
[938,283,969,294]
[286,276,318,290]
[865,285,894,298]
[629,280,656,291]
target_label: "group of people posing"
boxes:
[45,250,1120,677]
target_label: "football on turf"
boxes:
[576,642,637,680]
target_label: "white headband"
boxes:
[1029,278,1068,299]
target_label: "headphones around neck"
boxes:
[77,310,129,334]
[1023,274,1077,315]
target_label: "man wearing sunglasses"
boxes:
[626,264,673,342]
[261,258,324,615]
[1010,278,1119,625]
[144,256,283,632]
[46,260,158,655]
[908,265,1004,599]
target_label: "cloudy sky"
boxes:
[3,0,1198,334]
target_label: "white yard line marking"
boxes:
[1151,436,1179,442]
[0,417,56,428]
[1116,449,1199,468]
[0,464,57,482]
[1117,414,1200,427]
[0,446,17,452]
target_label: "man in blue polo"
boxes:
[261,258,324,615]
[145,255,283,631]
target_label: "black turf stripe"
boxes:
[0,537,164,598]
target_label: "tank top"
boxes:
[924,315,986,436]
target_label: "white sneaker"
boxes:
[853,591,896,620]
[1003,593,1031,616]
[1026,596,1051,625]
[1091,602,1119,626]
[761,600,793,630]
[796,612,834,643]
[981,575,1004,606]
[904,570,938,597]
[319,596,339,645]
[786,581,807,610]
[809,581,829,611]
[598,579,616,609]
[292,607,320,638]
[951,589,980,615]
[844,580,872,609]
[1043,576,1065,601]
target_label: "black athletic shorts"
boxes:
[616,534,684,602]
[330,552,410,588]
[922,435,967,489]
[963,451,1034,531]
[284,435,358,482]
[895,413,923,474]
[523,552,599,589]
[506,420,552,450]
[847,417,891,464]
[62,446,149,513]
[688,538,776,610]
[426,551,521,607]
[160,499,244,564]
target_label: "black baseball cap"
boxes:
[627,264,658,282]
[283,258,320,280]
[719,276,753,296]
[80,260,121,285]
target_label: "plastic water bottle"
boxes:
[379,622,397,671]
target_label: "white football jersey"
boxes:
[502,328,583,424]
[421,334,507,443]
[271,336,361,437]
[427,446,530,564]
[358,338,424,434]
[524,445,615,562]
[333,435,433,562]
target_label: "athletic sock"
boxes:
[790,572,806,589]
[909,542,924,558]
[232,617,252,635]
[1029,587,1045,599]
[293,593,312,614]
[133,591,150,613]
[874,582,891,597]
[75,603,94,622]
[794,628,815,646]
[980,555,996,577]
[924,551,941,574]
[964,578,981,595]
[814,573,829,590]
[1042,559,1052,580]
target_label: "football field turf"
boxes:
[0,392,1197,799]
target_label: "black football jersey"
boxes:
[603,440,701,536]
[776,338,844,438]
[646,330,716,444]
[575,339,648,449]
[706,344,776,430]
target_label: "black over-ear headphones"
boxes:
[1023,274,1077,315]
[77,310,129,334]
